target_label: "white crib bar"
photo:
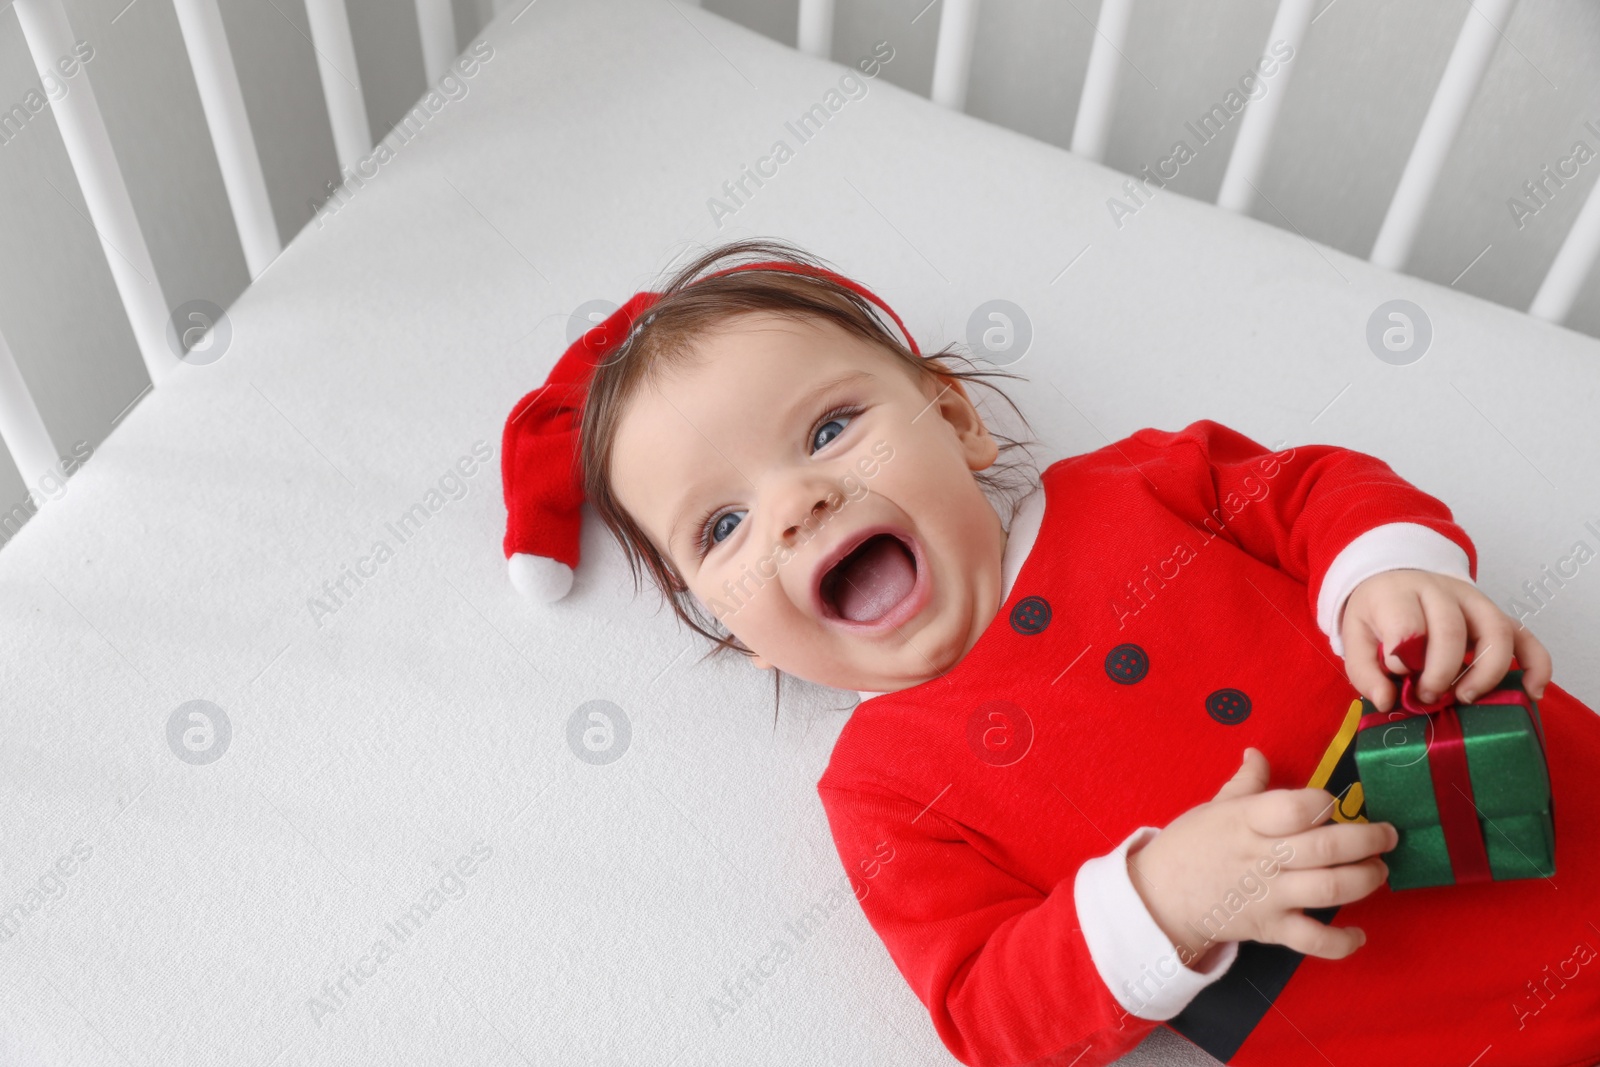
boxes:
[1529,178,1600,324]
[304,0,373,175]
[414,0,459,82]
[15,0,178,386]
[0,324,58,502]
[172,0,282,281]
[929,0,980,111]
[1069,0,1133,162]
[797,0,833,59]
[1369,0,1517,270]
[1215,0,1313,214]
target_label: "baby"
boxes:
[500,238,1600,1067]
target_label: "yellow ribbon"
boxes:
[1306,698,1368,824]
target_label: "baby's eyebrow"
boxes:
[663,368,877,557]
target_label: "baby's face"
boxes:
[610,311,1007,694]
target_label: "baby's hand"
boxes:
[1339,569,1552,712]
[1127,749,1395,964]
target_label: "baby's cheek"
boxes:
[791,630,860,687]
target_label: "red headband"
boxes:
[500,260,917,601]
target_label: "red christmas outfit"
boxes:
[817,420,1600,1067]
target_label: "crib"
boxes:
[1,1,1598,1064]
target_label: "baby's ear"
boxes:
[932,377,998,470]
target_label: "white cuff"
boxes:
[1317,522,1474,657]
[1074,826,1240,1021]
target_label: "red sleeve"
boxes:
[1120,419,1477,617]
[817,783,1156,1067]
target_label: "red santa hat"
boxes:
[501,260,920,601]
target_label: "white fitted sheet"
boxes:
[3,1,1599,1064]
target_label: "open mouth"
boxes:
[815,530,928,629]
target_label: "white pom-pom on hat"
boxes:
[508,552,574,602]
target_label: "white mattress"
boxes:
[3,1,1599,1064]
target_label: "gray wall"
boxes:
[965,0,1097,151]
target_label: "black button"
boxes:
[1105,643,1148,684]
[1009,596,1051,635]
[1206,688,1251,725]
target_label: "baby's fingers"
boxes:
[1276,820,1398,871]
[1512,622,1553,701]
[1342,624,1396,712]
[1276,857,1390,911]
[1266,912,1368,960]
[1414,586,1470,702]
[1244,788,1341,838]
[1447,589,1516,703]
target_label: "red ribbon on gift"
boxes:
[1355,634,1538,885]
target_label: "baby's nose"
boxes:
[782,497,831,541]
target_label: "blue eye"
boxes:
[812,407,859,452]
[697,507,744,555]
[710,510,743,544]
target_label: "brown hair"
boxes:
[579,237,1040,728]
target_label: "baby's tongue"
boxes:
[833,536,916,622]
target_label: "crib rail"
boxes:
[0,0,509,546]
[791,0,1599,324]
[1,0,1597,552]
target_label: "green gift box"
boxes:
[1354,668,1555,890]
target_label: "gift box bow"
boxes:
[1355,633,1548,885]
